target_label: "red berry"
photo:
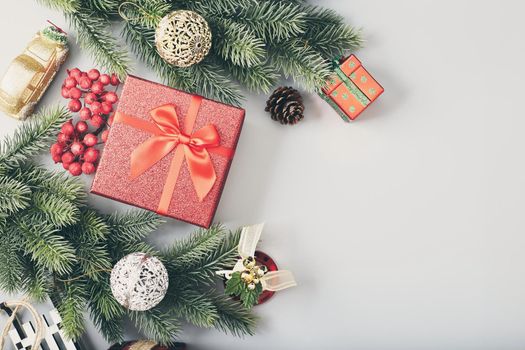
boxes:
[99,74,110,85]
[62,162,70,170]
[57,132,70,144]
[81,162,96,174]
[79,76,92,89]
[84,147,99,163]
[101,102,113,114]
[85,92,98,104]
[70,141,85,156]
[50,143,63,156]
[110,74,120,86]
[90,114,105,128]
[91,81,104,95]
[52,153,62,163]
[64,77,77,88]
[61,122,75,135]
[68,99,82,112]
[61,151,75,164]
[61,87,70,98]
[69,87,82,99]
[104,91,118,104]
[101,129,110,142]
[88,69,100,81]
[68,68,82,80]
[75,121,88,134]
[68,162,83,176]
[83,133,98,147]
[90,101,102,114]
[79,107,92,121]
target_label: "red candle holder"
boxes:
[254,251,278,305]
[223,251,279,306]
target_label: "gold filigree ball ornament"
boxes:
[155,10,212,67]
[110,252,169,311]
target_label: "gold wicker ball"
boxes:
[155,10,212,68]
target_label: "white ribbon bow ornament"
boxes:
[218,223,297,292]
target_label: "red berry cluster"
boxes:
[51,68,120,176]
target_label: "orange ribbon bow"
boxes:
[114,95,233,215]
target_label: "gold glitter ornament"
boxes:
[155,10,212,67]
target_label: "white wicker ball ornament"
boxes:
[155,10,212,67]
[110,253,169,311]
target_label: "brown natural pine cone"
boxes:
[265,86,305,125]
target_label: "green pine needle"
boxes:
[36,0,79,12]
[0,176,31,214]
[58,278,88,340]
[226,62,279,93]
[31,191,80,228]
[0,228,25,293]
[129,309,182,346]
[106,210,165,243]
[213,19,266,68]
[17,220,76,275]
[119,0,171,29]
[0,107,70,171]
[11,164,86,203]
[66,10,130,79]
[233,1,307,42]
[209,292,258,337]
[170,289,219,328]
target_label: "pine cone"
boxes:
[265,86,305,125]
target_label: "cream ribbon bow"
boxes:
[217,223,297,292]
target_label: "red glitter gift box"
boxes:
[91,75,245,228]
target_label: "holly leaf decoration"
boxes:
[225,271,264,309]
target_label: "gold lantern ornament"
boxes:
[155,10,212,68]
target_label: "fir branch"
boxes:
[107,210,164,243]
[119,0,171,29]
[31,191,80,228]
[11,164,86,203]
[226,62,279,93]
[36,0,80,12]
[269,39,333,91]
[89,276,125,321]
[83,0,121,14]
[166,226,240,287]
[164,224,225,268]
[0,107,70,171]
[122,23,193,92]
[0,176,31,215]
[170,289,218,328]
[76,209,110,241]
[129,309,182,345]
[212,19,266,67]
[21,259,51,302]
[18,220,76,275]
[178,0,255,15]
[302,6,363,59]
[232,1,307,42]
[0,228,25,294]
[66,10,130,79]
[89,308,124,343]
[184,58,244,106]
[209,293,258,337]
[58,278,88,340]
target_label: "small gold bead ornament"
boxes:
[155,10,212,67]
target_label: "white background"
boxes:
[1,0,525,349]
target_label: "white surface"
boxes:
[1,0,525,349]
